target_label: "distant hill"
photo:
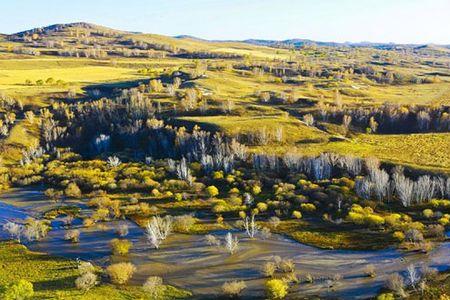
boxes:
[12,22,129,37]
[3,22,449,58]
[243,38,450,50]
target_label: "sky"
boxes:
[1,0,449,44]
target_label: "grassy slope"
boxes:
[1,120,40,166]
[0,25,449,172]
[0,241,191,299]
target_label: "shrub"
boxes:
[430,199,450,208]
[364,264,376,277]
[78,261,96,275]
[278,259,295,273]
[205,234,221,246]
[174,193,183,201]
[269,216,281,229]
[385,214,402,227]
[116,222,129,237]
[377,293,395,300]
[385,273,406,298]
[107,262,136,284]
[265,279,288,299]
[252,185,262,195]
[262,261,277,277]
[222,280,247,297]
[110,238,132,255]
[393,231,405,241]
[206,185,219,198]
[173,214,196,232]
[64,229,80,243]
[151,188,160,197]
[142,276,166,298]
[438,217,449,226]
[365,214,385,227]
[229,187,239,194]
[75,272,98,292]
[3,279,34,300]
[213,171,224,179]
[83,218,95,227]
[65,182,82,198]
[292,211,302,219]
[405,229,424,243]
[347,211,365,225]
[300,203,316,212]
[422,209,434,219]
[426,224,445,238]
[257,202,268,212]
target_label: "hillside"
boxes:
[0,22,449,173]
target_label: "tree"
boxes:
[3,279,34,300]
[224,232,239,254]
[342,115,352,133]
[145,216,173,249]
[3,222,24,242]
[369,116,378,133]
[334,89,342,108]
[244,214,259,238]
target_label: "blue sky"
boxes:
[2,0,449,44]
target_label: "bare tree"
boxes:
[107,156,121,167]
[370,168,390,201]
[224,232,239,254]
[145,216,173,249]
[303,114,315,126]
[342,115,352,133]
[355,177,372,200]
[386,273,407,298]
[3,222,24,242]
[274,127,283,143]
[244,214,259,238]
[406,264,420,290]
[176,157,193,185]
[393,172,414,207]
[414,176,435,204]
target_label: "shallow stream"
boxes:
[1,188,449,299]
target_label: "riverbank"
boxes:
[0,241,191,299]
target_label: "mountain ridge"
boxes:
[5,22,450,50]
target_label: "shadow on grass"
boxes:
[33,275,77,291]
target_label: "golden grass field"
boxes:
[0,23,449,173]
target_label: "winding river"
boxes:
[1,187,449,299]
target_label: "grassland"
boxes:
[0,241,191,299]
[267,220,395,250]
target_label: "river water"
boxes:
[1,187,449,299]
